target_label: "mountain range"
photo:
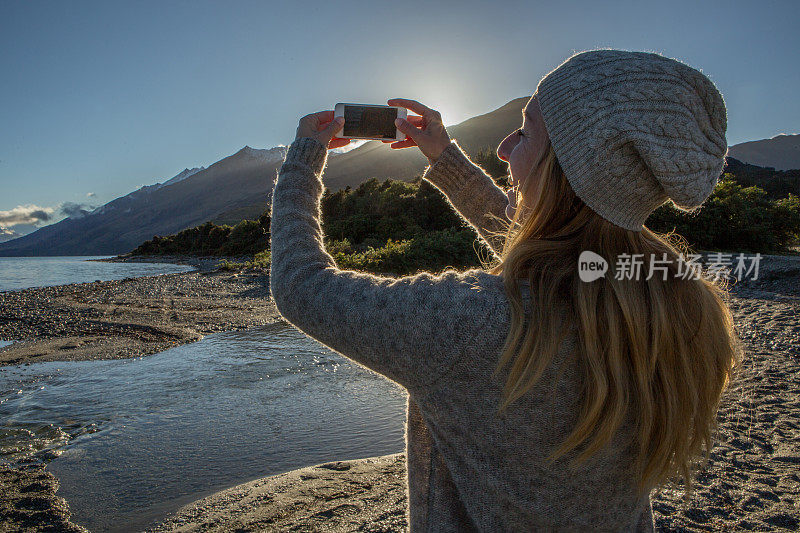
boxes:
[726,134,800,171]
[0,98,797,256]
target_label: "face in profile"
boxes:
[496,93,551,220]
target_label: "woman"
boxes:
[269,49,742,532]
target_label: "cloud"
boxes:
[0,200,99,231]
[0,226,22,243]
[87,192,97,198]
[0,204,55,226]
[60,202,95,219]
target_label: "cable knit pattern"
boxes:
[536,49,728,231]
[269,136,656,531]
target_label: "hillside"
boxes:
[727,134,800,171]
[0,147,287,256]
[723,157,800,199]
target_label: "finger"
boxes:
[406,115,424,127]
[303,109,333,122]
[391,100,441,122]
[387,98,433,118]
[393,117,422,143]
[323,116,345,136]
[314,110,334,122]
[390,138,417,149]
[328,137,351,150]
[310,111,334,131]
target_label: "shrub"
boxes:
[646,178,800,253]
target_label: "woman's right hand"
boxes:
[385,98,452,164]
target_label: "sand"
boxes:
[146,454,409,533]
[2,254,799,531]
[0,459,88,533]
[0,267,282,366]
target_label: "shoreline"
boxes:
[0,266,280,367]
[1,253,799,531]
[94,253,259,273]
[1,459,88,532]
[146,453,409,533]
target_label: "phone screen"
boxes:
[343,105,398,139]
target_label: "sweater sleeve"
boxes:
[421,139,510,258]
[269,136,508,394]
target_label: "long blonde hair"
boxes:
[483,136,743,498]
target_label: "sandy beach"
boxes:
[0,263,282,367]
[1,254,799,531]
[147,454,409,533]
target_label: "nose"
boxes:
[497,133,515,162]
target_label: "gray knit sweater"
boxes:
[270,136,656,532]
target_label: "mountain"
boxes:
[722,156,800,200]
[160,166,205,188]
[727,134,800,171]
[0,146,289,256]
[0,96,524,256]
[87,167,206,219]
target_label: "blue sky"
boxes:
[1,0,798,234]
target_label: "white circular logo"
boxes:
[578,251,608,282]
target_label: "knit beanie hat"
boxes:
[535,49,728,231]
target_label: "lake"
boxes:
[0,256,195,292]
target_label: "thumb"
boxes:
[324,116,345,138]
[394,118,421,142]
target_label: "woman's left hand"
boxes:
[295,110,350,150]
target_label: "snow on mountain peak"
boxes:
[238,145,288,163]
[161,166,205,187]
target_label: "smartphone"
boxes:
[334,103,407,141]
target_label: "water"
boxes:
[0,322,408,532]
[0,256,195,292]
